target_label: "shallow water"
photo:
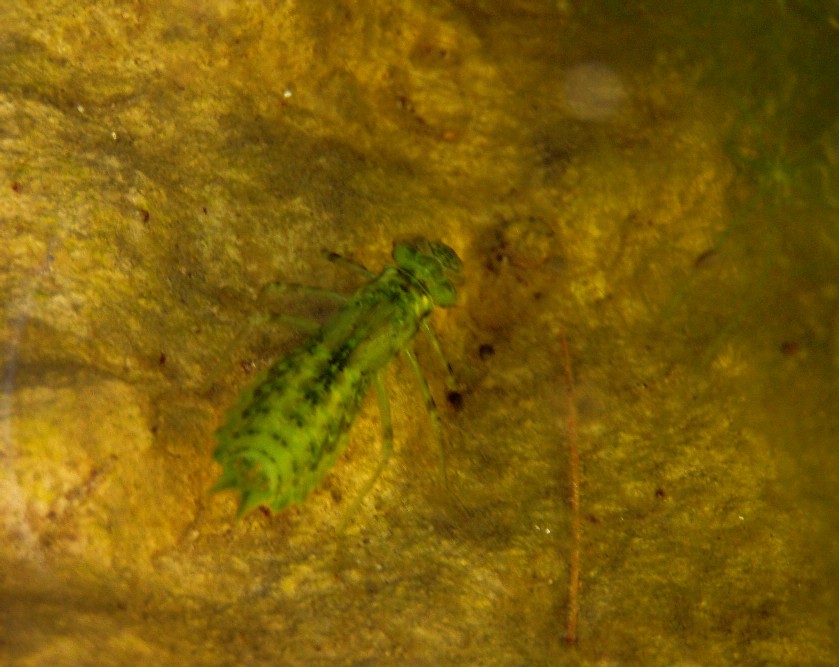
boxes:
[1,1,837,664]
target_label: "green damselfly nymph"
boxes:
[212,239,462,522]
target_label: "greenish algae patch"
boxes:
[2,1,838,665]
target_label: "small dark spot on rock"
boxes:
[478,343,495,360]
[447,391,463,410]
[780,340,799,356]
[694,248,717,268]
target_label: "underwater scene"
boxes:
[1,1,837,664]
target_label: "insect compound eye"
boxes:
[393,239,463,307]
[394,239,463,278]
[428,280,457,307]
[431,243,464,285]
[392,241,420,267]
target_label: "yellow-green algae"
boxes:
[1,1,837,664]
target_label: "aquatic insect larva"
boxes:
[212,239,462,521]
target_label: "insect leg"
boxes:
[202,296,327,391]
[257,281,349,305]
[200,313,274,391]
[254,280,351,334]
[402,347,448,488]
[263,313,320,334]
[336,371,394,532]
[419,321,458,392]
[322,250,374,278]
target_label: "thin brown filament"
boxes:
[560,332,581,645]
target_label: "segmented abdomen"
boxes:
[213,268,434,516]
